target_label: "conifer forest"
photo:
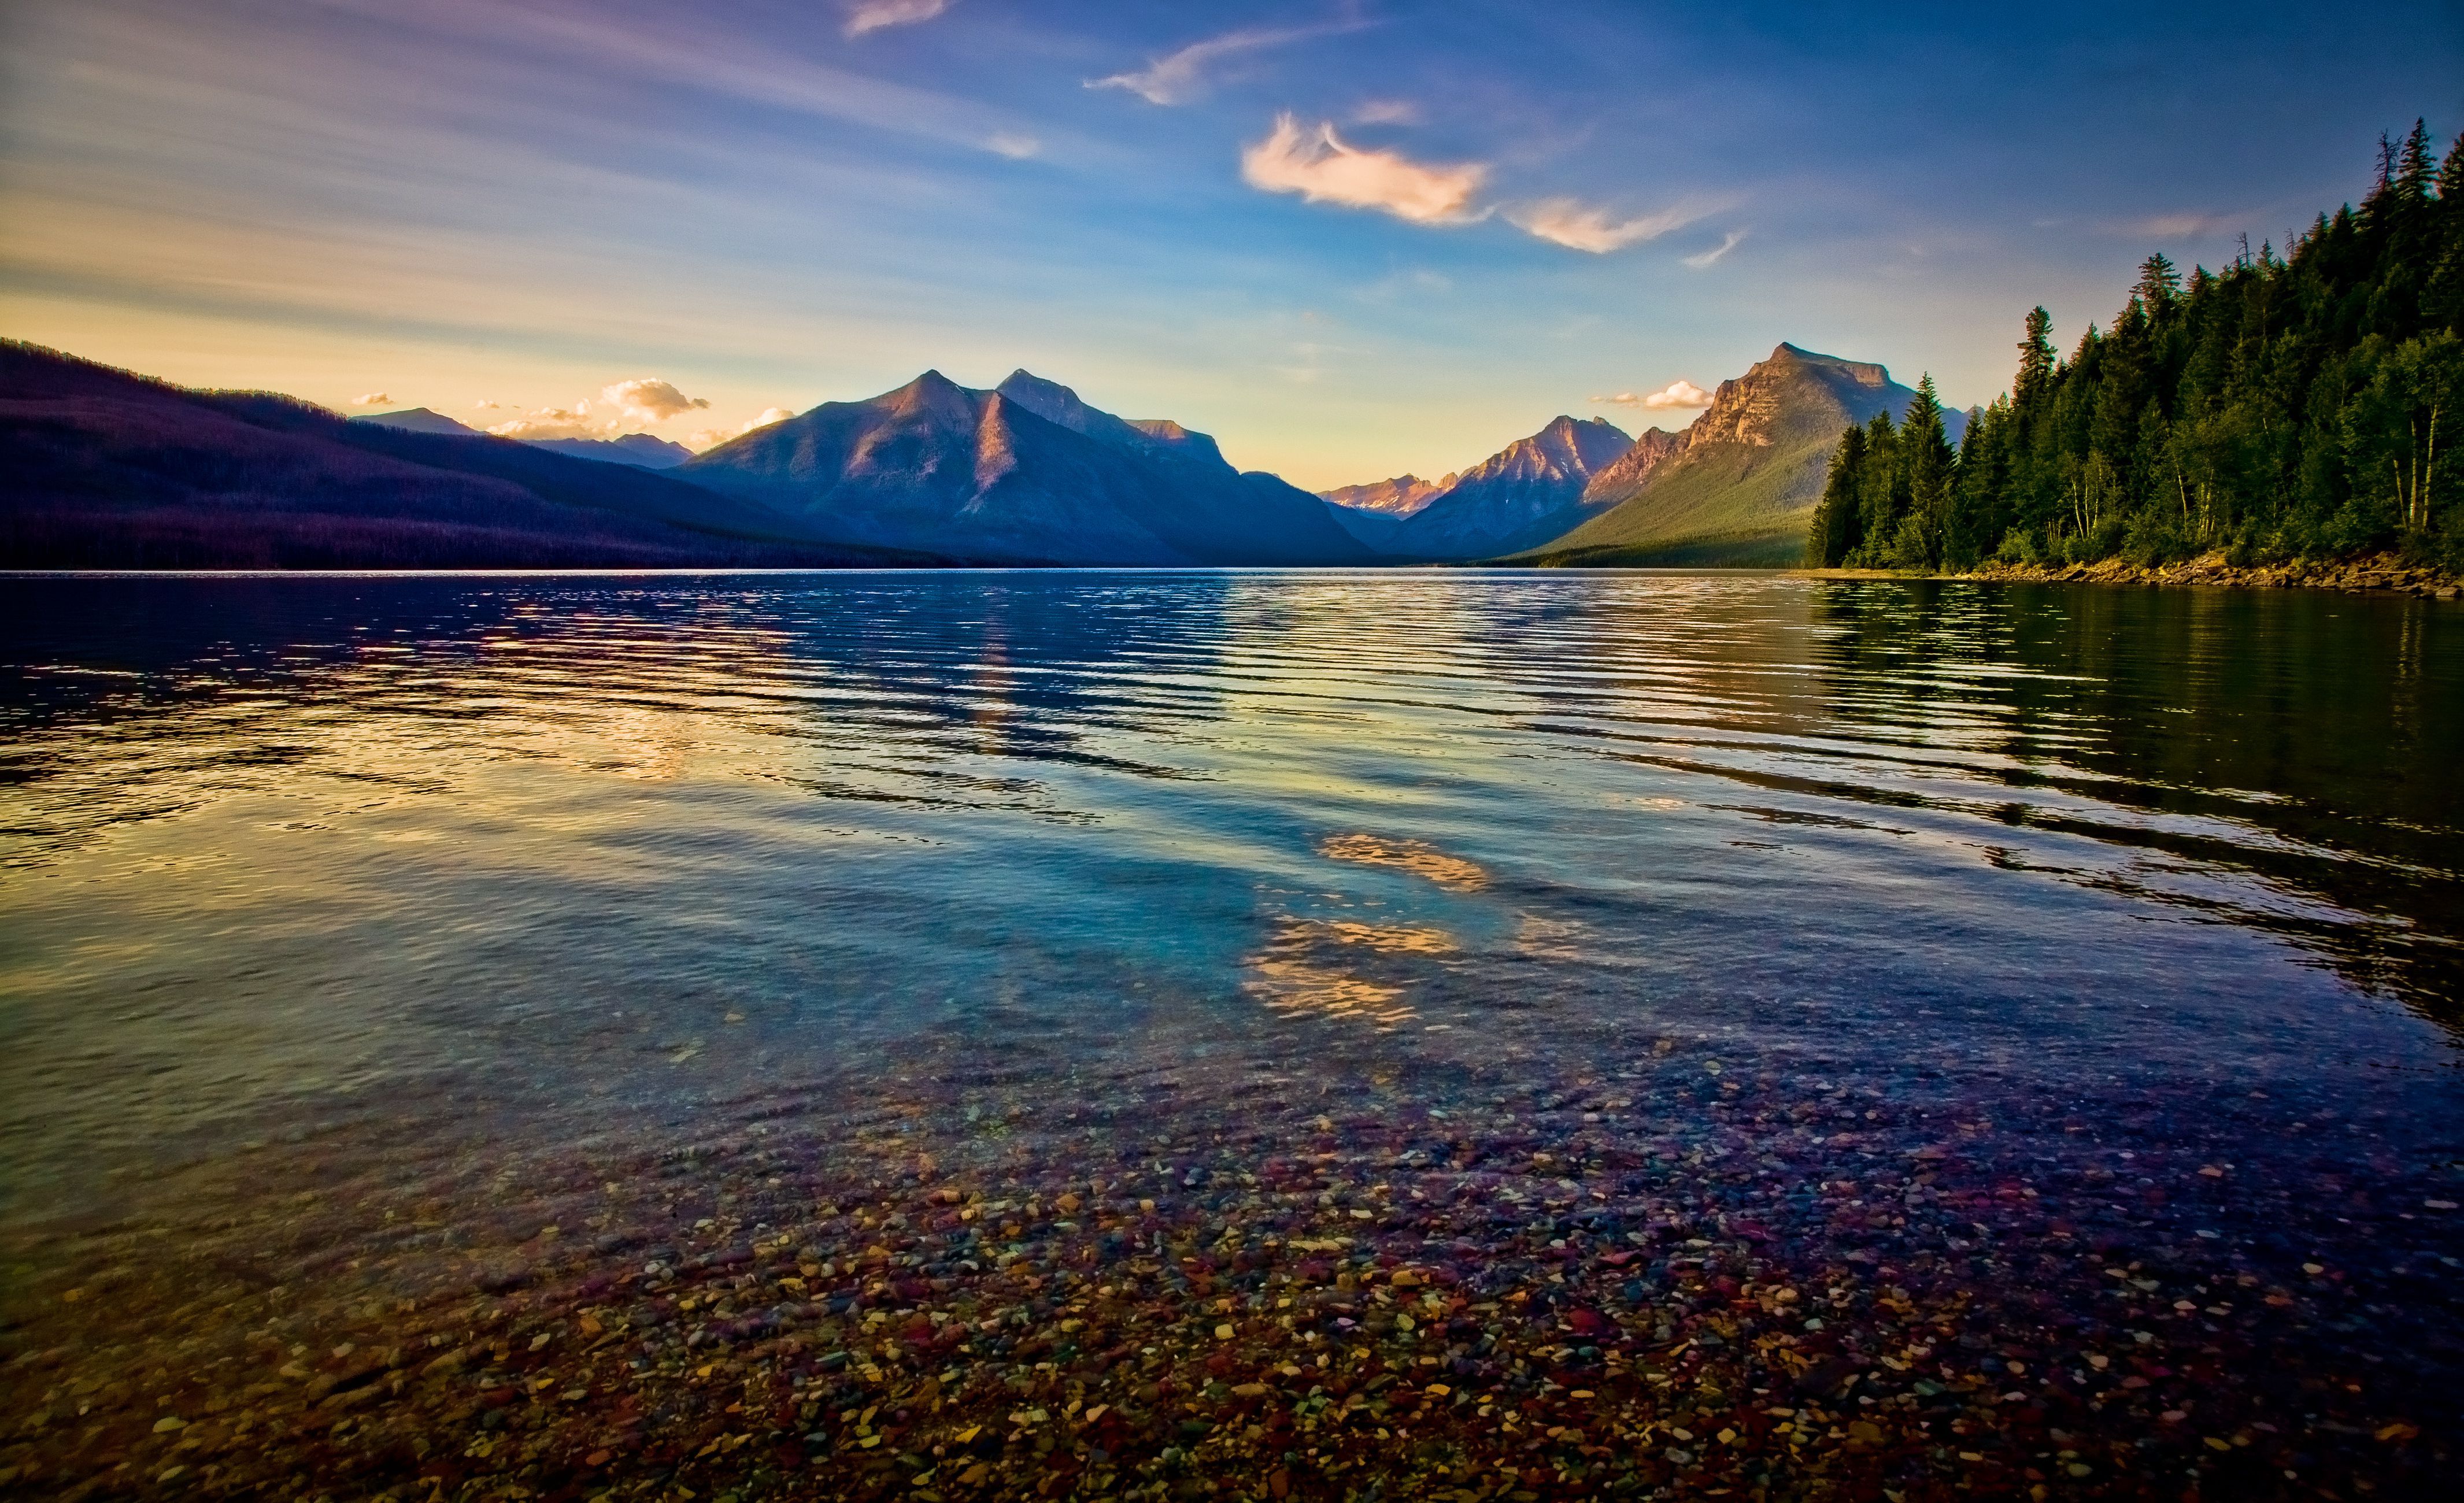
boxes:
[1809,124,2464,572]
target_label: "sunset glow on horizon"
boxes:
[2,0,2455,488]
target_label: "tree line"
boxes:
[1809,123,2464,572]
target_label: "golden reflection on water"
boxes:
[1316,833,1489,891]
[1241,917,1456,1028]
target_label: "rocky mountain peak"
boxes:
[1769,342,1890,388]
[885,369,981,430]
[994,369,1097,428]
[1679,346,1901,453]
[994,371,1231,471]
[1468,416,1630,485]
[1577,426,1690,505]
[1320,475,1451,516]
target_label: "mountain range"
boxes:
[1319,475,1449,517]
[1301,345,1945,567]
[0,343,915,568]
[354,408,695,470]
[676,369,1370,566]
[1526,344,1952,566]
[1327,416,1635,560]
[3,338,1952,570]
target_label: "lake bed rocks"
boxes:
[3,1036,2456,1501]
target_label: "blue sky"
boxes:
[2,0,2457,487]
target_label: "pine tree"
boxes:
[1853,410,1901,566]
[1890,376,1956,569]
[2135,254,2182,320]
[1921,124,2464,574]
[2015,308,2056,412]
[2426,134,2464,334]
[1807,424,1868,567]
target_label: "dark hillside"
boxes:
[0,343,922,569]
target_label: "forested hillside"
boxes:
[1810,124,2464,572]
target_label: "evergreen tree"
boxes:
[1949,402,2009,567]
[1892,123,2464,574]
[2134,254,2182,320]
[1807,423,1868,567]
[2015,308,2056,413]
[2426,134,2464,332]
[1852,410,1900,566]
[1889,376,1956,569]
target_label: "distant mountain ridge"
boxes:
[680,371,1371,567]
[354,407,479,437]
[356,410,694,470]
[0,342,912,568]
[1525,344,1955,566]
[1319,475,1450,517]
[8,338,1950,571]
[524,433,694,469]
[1326,416,1633,560]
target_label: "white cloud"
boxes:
[986,132,1040,160]
[1592,381,1713,411]
[686,408,797,451]
[1241,115,1486,226]
[843,0,952,39]
[478,379,711,442]
[1506,198,1705,253]
[600,377,710,424]
[1089,26,1322,106]
[352,391,390,406]
[486,404,598,442]
[1683,229,1747,268]
[1351,99,1419,125]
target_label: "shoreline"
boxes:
[1801,552,2463,599]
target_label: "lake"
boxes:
[2,569,2458,1499]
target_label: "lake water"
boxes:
[2,569,2458,1500]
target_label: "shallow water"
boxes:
[2,569,2460,1498]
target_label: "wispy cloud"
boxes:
[464,6,1058,162]
[1241,115,1487,225]
[1505,198,1707,253]
[1682,229,1747,268]
[1089,24,1332,106]
[352,391,391,406]
[843,0,953,39]
[1594,382,1712,410]
[2123,210,2241,239]
[1352,99,1420,125]
[986,132,1040,160]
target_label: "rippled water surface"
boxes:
[2,569,2461,1498]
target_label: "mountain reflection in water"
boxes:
[0,570,2458,1499]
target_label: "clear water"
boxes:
[2,569,2459,1495]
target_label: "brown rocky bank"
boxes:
[1805,552,2463,599]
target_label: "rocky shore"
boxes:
[1806,553,2462,598]
[4,1038,2456,1502]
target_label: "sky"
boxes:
[1,1,2458,490]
